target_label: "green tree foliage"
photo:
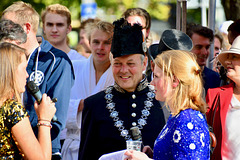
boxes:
[96,0,170,21]
[1,0,240,23]
[0,0,80,20]
[221,0,240,21]
[147,0,170,21]
[0,0,171,21]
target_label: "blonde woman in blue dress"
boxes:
[0,42,56,160]
[125,50,210,160]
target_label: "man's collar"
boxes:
[113,75,148,93]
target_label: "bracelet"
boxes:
[38,119,51,122]
[37,122,52,128]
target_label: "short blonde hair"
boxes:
[86,21,114,42]
[0,42,27,103]
[2,1,39,33]
[155,50,207,115]
[41,4,71,26]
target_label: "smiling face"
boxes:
[43,13,71,46]
[191,33,211,66]
[16,54,29,93]
[150,65,173,102]
[112,54,147,92]
[225,53,240,83]
[90,28,112,65]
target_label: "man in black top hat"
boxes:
[78,18,165,160]
[146,29,193,82]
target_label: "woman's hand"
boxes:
[124,150,152,160]
[34,93,56,121]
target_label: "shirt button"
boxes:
[132,122,137,126]
[132,103,136,108]
[132,94,136,99]
[131,113,136,117]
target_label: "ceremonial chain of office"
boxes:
[104,84,155,140]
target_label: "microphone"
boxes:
[26,81,58,122]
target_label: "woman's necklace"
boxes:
[104,85,155,140]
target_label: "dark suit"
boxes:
[202,66,221,93]
[78,78,165,160]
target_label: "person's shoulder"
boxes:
[72,58,89,68]
[208,83,233,93]
[3,99,24,111]
[68,49,86,61]
[2,99,28,126]
[85,90,107,103]
[203,67,220,77]
[175,109,207,129]
[51,46,69,58]
[83,90,107,112]
[40,38,70,59]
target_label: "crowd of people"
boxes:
[0,1,240,160]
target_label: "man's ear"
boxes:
[24,22,31,34]
[172,76,179,88]
[142,56,148,72]
[67,24,72,34]
[150,60,155,72]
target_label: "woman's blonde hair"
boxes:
[0,42,26,103]
[155,50,207,115]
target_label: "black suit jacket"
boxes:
[78,81,165,160]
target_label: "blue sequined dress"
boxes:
[153,108,210,160]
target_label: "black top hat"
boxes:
[149,29,193,59]
[111,18,147,58]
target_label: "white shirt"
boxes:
[67,49,86,61]
[61,55,114,160]
[223,95,240,160]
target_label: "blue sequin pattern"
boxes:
[153,108,210,160]
[0,99,29,159]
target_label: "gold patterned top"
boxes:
[0,99,29,159]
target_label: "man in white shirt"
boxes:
[61,21,115,160]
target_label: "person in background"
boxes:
[213,30,228,86]
[206,35,240,160]
[41,4,86,61]
[1,2,75,159]
[122,8,152,78]
[187,23,221,94]
[61,21,115,160]
[214,30,225,57]
[78,18,165,160]
[77,18,101,58]
[227,19,240,45]
[125,50,210,160]
[122,8,151,41]
[147,29,193,82]
[146,29,193,122]
[0,42,56,160]
[219,20,233,50]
